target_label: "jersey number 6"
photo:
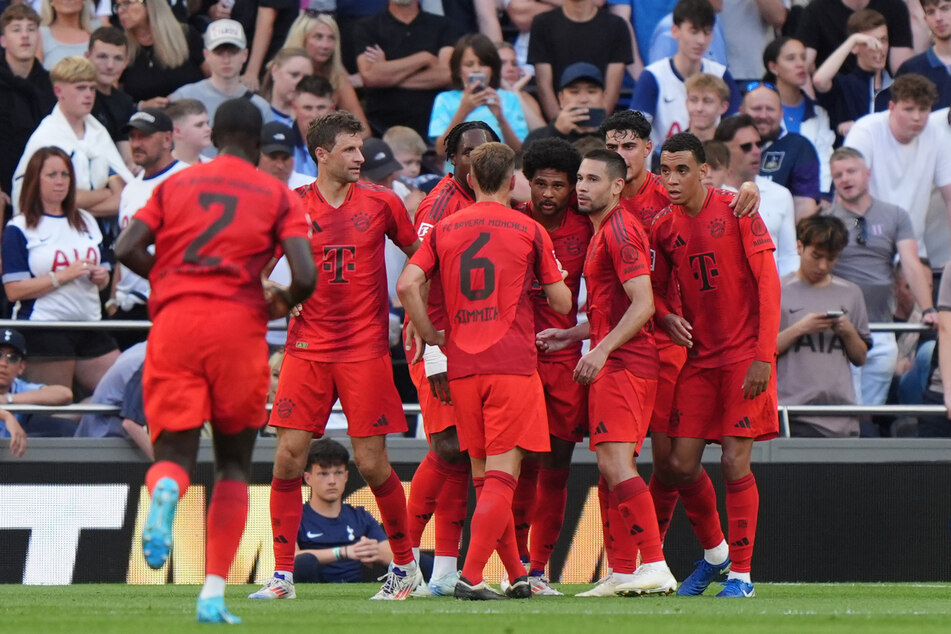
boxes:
[460,232,496,301]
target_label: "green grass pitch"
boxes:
[2,583,950,633]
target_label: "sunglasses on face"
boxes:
[744,80,778,94]
[0,352,23,364]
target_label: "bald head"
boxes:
[741,86,782,140]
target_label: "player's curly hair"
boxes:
[307,110,364,156]
[443,121,499,159]
[660,132,706,165]
[599,109,652,141]
[305,438,350,471]
[521,138,581,181]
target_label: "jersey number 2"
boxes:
[460,232,496,300]
[183,193,238,266]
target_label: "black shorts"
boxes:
[23,327,118,360]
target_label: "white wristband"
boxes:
[49,271,61,288]
[422,344,448,377]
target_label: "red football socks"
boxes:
[613,477,664,564]
[648,475,679,543]
[597,475,615,570]
[512,460,540,561]
[270,476,302,572]
[434,461,470,557]
[678,470,725,549]
[725,473,759,573]
[461,470,516,585]
[205,480,247,578]
[146,461,190,497]
[407,452,446,547]
[529,467,570,574]
[370,469,414,566]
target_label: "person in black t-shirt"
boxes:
[87,27,137,171]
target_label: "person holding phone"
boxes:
[523,62,607,147]
[777,215,871,437]
[429,33,528,158]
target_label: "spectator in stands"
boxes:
[795,0,914,74]
[354,0,456,138]
[822,147,936,414]
[258,120,311,188]
[430,33,528,157]
[629,0,740,156]
[813,9,893,139]
[896,0,951,110]
[523,62,606,147]
[606,0,672,77]
[110,109,187,349]
[718,0,787,85]
[229,0,300,94]
[170,19,271,135]
[701,138,729,187]
[0,328,75,441]
[496,41,545,133]
[86,27,136,170]
[0,4,56,214]
[2,146,120,392]
[117,0,205,107]
[715,114,799,276]
[684,73,730,142]
[528,0,631,119]
[13,56,133,217]
[294,438,394,583]
[923,261,951,436]
[763,36,835,195]
[0,407,26,457]
[260,46,313,127]
[777,215,871,437]
[893,259,936,405]
[645,0,729,67]
[383,125,426,186]
[283,12,370,134]
[74,341,151,457]
[166,98,211,165]
[741,84,820,219]
[843,74,951,259]
[289,74,334,177]
[38,0,98,70]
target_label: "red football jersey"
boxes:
[621,172,679,348]
[288,181,417,362]
[650,188,775,368]
[410,201,563,380]
[584,204,659,378]
[135,154,309,320]
[516,202,592,362]
[413,174,475,331]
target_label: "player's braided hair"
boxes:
[444,121,499,159]
[522,138,581,181]
[599,109,652,141]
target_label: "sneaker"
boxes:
[196,596,241,624]
[677,558,731,596]
[503,575,532,599]
[528,575,563,596]
[142,477,179,570]
[614,563,678,596]
[716,578,755,598]
[428,570,461,597]
[575,572,626,597]
[248,573,296,599]
[370,564,422,600]
[454,576,507,601]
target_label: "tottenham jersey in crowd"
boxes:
[297,503,388,583]
[1,210,108,321]
[116,160,189,310]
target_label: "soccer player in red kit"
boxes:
[513,138,590,595]
[114,99,317,624]
[398,142,572,601]
[537,149,677,596]
[251,111,423,602]
[404,122,500,596]
[651,132,780,598]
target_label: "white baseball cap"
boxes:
[204,19,247,51]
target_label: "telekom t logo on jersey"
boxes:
[323,246,356,283]
[688,252,718,291]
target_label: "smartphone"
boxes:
[468,72,487,92]
[825,310,846,318]
[580,107,606,128]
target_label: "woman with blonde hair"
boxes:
[283,11,369,134]
[259,47,314,127]
[116,0,207,107]
[37,0,99,70]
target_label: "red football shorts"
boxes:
[587,368,657,453]
[144,297,269,442]
[650,343,687,435]
[408,357,457,442]
[668,359,778,442]
[270,353,408,437]
[538,359,587,444]
[450,373,551,460]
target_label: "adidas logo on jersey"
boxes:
[734,417,752,429]
[594,421,608,435]
[373,415,389,428]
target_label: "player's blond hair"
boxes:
[685,73,731,103]
[470,142,515,194]
[50,56,96,84]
